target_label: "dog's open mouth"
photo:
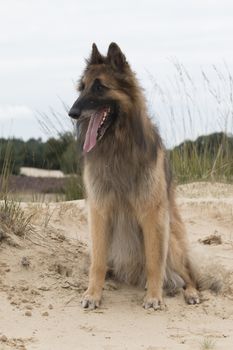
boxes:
[83,106,111,153]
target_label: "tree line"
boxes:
[0,132,80,175]
[0,131,232,179]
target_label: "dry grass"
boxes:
[0,139,13,196]
[0,199,34,244]
[200,337,216,350]
[149,63,233,184]
[0,140,34,243]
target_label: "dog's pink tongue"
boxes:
[83,111,103,153]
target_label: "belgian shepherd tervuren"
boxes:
[69,43,200,310]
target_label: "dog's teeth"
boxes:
[100,111,108,127]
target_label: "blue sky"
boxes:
[1,0,233,146]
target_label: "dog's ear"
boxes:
[88,43,104,65]
[107,42,127,71]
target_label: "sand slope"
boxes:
[0,182,233,350]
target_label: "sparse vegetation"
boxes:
[149,63,233,184]
[0,139,14,195]
[0,199,34,238]
[200,337,216,350]
[64,175,84,201]
[0,139,34,243]
[169,132,233,183]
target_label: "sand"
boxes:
[0,182,233,350]
[20,167,65,178]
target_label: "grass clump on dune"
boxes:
[0,140,34,245]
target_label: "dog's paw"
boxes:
[183,287,200,305]
[81,290,102,309]
[143,295,165,311]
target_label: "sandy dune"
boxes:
[20,167,65,178]
[0,182,233,350]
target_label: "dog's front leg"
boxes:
[139,204,169,310]
[82,205,108,309]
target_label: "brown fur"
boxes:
[69,43,200,310]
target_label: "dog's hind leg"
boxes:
[169,205,200,305]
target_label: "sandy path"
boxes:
[0,182,233,350]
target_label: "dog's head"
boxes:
[69,43,139,153]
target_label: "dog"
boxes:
[68,43,200,310]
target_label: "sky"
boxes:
[1,0,233,146]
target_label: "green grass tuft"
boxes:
[200,337,216,350]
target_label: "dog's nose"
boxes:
[68,106,81,119]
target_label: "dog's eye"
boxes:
[96,84,103,92]
[92,79,106,94]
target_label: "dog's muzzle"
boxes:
[68,99,81,119]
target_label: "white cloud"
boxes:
[0,105,33,121]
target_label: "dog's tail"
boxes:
[194,262,224,293]
[190,246,229,294]
[164,247,226,296]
